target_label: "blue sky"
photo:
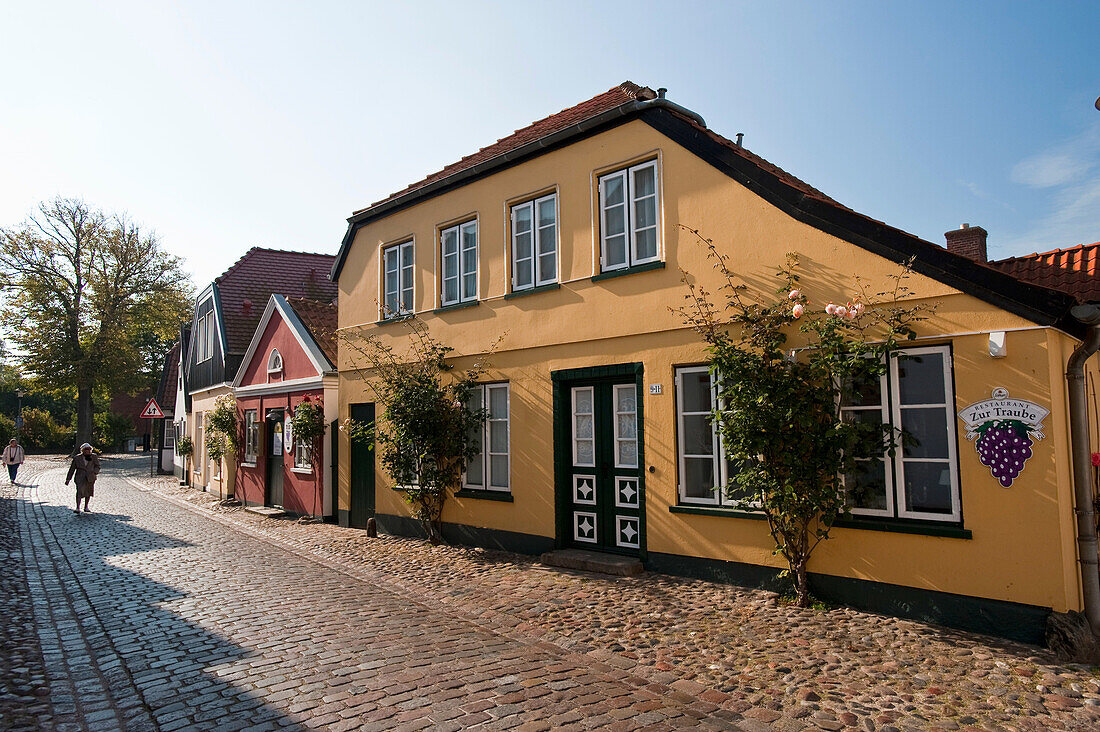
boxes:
[1,1,1097,286]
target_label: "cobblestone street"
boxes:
[3,455,1100,731]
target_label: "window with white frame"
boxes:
[599,160,660,272]
[675,367,752,507]
[841,345,960,522]
[441,220,478,306]
[267,349,283,374]
[163,420,175,449]
[243,410,259,464]
[294,432,312,470]
[204,311,214,361]
[382,240,414,317]
[511,194,557,291]
[194,412,204,474]
[464,383,509,491]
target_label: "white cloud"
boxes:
[1010,127,1099,188]
[998,126,1100,254]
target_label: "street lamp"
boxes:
[15,390,23,432]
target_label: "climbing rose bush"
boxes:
[675,226,930,607]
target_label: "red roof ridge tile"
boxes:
[215,247,337,285]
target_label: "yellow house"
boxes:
[331,82,1100,644]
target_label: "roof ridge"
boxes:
[352,81,653,215]
[214,247,336,285]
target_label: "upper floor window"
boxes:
[599,160,660,272]
[511,194,557,291]
[382,240,414,318]
[193,308,215,363]
[441,220,478,306]
[267,349,283,374]
[841,345,960,522]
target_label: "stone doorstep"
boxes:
[243,506,287,519]
[539,549,644,577]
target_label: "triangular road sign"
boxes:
[140,398,165,419]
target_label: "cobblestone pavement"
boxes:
[5,457,1100,731]
[4,457,757,731]
[124,458,1100,732]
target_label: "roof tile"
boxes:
[988,242,1100,303]
[286,297,338,366]
[216,248,337,354]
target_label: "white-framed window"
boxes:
[511,194,557,291]
[294,434,312,470]
[267,349,283,374]
[194,412,204,474]
[193,309,215,363]
[243,410,259,465]
[163,420,175,449]
[441,220,478,306]
[843,345,961,522]
[674,367,750,507]
[463,383,509,491]
[204,311,214,361]
[382,240,414,317]
[599,160,660,272]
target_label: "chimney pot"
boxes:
[657,87,667,99]
[945,224,988,262]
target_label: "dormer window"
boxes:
[267,349,283,374]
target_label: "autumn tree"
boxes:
[0,197,192,447]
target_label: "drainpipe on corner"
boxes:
[1067,303,1100,635]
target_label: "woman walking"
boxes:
[65,443,101,514]
[2,438,25,484]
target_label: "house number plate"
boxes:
[649,384,662,395]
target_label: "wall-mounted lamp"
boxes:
[989,331,1007,358]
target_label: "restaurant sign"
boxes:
[958,388,1048,488]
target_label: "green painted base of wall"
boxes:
[338,509,350,529]
[375,513,555,555]
[645,552,1051,646]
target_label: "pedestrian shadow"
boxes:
[24,493,312,731]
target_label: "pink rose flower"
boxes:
[825,303,837,315]
[1092,452,1100,467]
[788,289,801,300]
[835,306,848,317]
[792,303,804,318]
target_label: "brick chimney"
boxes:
[944,223,988,262]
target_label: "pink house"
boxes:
[232,294,337,517]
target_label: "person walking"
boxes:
[2,438,25,484]
[65,443,101,514]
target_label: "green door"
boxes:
[348,403,375,529]
[561,377,643,555]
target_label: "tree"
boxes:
[675,228,929,607]
[340,317,499,544]
[0,197,192,447]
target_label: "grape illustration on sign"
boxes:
[958,388,1049,488]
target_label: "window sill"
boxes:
[591,260,665,282]
[454,489,514,502]
[291,467,314,475]
[433,300,478,314]
[376,314,414,326]
[504,282,561,300]
[832,517,972,539]
[240,461,258,468]
[669,504,766,520]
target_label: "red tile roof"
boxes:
[286,297,338,366]
[354,82,658,215]
[216,248,337,354]
[989,242,1100,303]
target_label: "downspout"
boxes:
[1067,303,1100,634]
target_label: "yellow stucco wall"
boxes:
[188,389,236,500]
[336,119,1088,612]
